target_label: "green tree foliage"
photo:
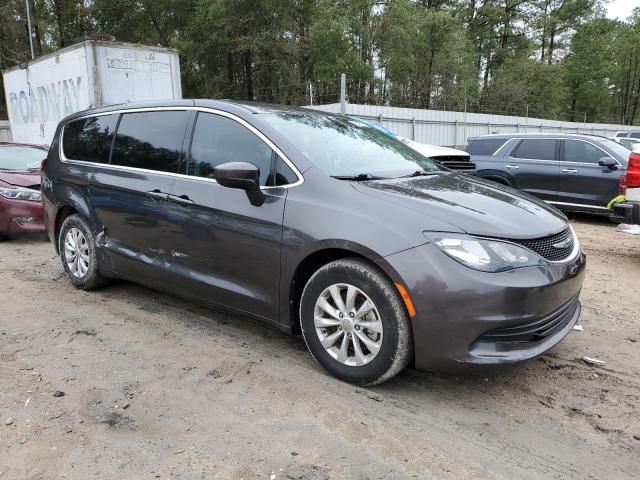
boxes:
[1,0,640,124]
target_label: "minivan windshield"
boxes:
[264,113,444,178]
[0,146,45,171]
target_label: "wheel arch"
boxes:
[51,186,95,253]
[475,169,514,187]
[285,243,406,335]
[53,206,79,253]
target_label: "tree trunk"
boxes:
[226,51,234,96]
[547,26,557,64]
[52,0,66,48]
[243,50,253,100]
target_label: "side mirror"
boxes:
[213,162,261,191]
[213,162,264,206]
[598,157,617,169]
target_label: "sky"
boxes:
[606,0,640,20]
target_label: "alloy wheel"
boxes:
[313,283,384,366]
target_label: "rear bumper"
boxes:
[385,242,586,373]
[0,196,45,234]
[610,201,640,225]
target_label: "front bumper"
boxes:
[385,242,586,373]
[0,196,45,234]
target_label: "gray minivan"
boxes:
[42,101,586,385]
[467,133,631,213]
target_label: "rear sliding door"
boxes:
[89,110,190,280]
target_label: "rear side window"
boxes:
[111,111,187,173]
[63,114,118,163]
[188,112,273,186]
[466,138,507,155]
[511,139,557,161]
[630,132,640,139]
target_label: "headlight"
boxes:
[426,232,545,272]
[0,186,42,202]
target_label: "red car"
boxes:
[0,143,47,239]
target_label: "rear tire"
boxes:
[58,214,109,290]
[300,258,413,386]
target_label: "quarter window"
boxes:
[189,112,273,186]
[466,138,507,156]
[111,111,187,173]
[275,157,298,186]
[511,139,557,161]
[563,140,606,164]
[63,114,118,163]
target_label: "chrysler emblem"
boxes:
[552,239,572,249]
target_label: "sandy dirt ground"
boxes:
[0,215,639,480]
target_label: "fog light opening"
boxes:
[12,216,35,224]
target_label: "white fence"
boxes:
[307,103,631,148]
[0,121,11,142]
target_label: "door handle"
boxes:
[168,194,194,206]
[505,165,520,170]
[146,189,168,200]
[561,169,578,173]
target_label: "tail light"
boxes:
[40,158,47,172]
[628,152,640,189]
[619,173,627,195]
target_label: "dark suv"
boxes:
[42,101,586,385]
[467,133,631,213]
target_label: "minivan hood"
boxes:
[0,171,41,188]
[355,173,568,240]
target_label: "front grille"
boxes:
[511,228,574,262]
[476,295,580,344]
[430,155,476,171]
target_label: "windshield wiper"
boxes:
[330,173,387,181]
[398,170,441,178]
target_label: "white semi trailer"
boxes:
[2,40,182,145]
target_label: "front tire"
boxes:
[58,214,109,290]
[300,258,413,386]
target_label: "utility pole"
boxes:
[25,0,35,59]
[340,74,346,114]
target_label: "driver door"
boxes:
[164,111,287,321]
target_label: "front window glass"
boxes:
[189,112,273,186]
[264,113,443,178]
[0,146,46,171]
[563,140,606,164]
